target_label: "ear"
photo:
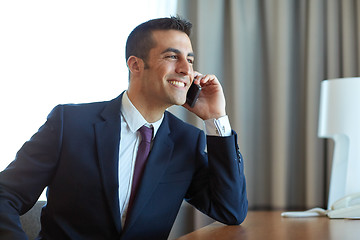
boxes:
[127,56,144,74]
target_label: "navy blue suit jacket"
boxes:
[0,94,247,239]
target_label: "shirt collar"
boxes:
[121,92,163,139]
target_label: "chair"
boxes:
[20,201,45,240]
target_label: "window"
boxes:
[0,0,177,175]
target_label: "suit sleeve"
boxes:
[0,105,63,239]
[185,130,248,225]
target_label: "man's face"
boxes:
[140,30,195,108]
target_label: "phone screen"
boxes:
[186,82,201,108]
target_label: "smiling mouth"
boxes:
[168,80,186,88]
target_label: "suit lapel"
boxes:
[94,94,123,233]
[124,114,174,231]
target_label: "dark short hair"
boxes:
[125,16,192,63]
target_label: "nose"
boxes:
[175,57,192,76]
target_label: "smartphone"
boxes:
[186,82,201,108]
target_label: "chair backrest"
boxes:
[318,77,360,208]
[20,201,46,240]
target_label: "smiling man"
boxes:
[0,17,248,240]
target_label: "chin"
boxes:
[168,94,185,105]
[172,98,186,106]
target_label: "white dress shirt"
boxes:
[118,92,232,226]
[118,92,163,226]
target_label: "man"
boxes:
[0,17,247,239]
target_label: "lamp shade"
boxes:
[318,77,360,209]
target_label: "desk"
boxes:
[175,211,360,240]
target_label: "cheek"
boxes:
[158,61,176,73]
[189,69,195,79]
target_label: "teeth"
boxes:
[169,80,185,87]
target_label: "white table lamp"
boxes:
[318,77,360,209]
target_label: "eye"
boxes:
[165,55,178,60]
[187,58,194,64]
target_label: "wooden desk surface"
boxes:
[176,211,360,240]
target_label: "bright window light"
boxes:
[0,0,177,175]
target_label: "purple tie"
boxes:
[127,125,153,218]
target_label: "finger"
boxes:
[199,74,217,86]
[193,73,204,85]
[194,71,202,77]
[193,77,201,85]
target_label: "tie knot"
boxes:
[139,125,153,143]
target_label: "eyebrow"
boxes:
[161,47,195,58]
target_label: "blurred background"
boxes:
[1,0,359,238]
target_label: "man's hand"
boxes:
[183,71,226,120]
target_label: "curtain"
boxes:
[169,1,360,236]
